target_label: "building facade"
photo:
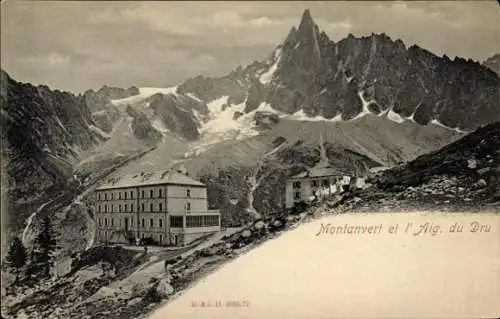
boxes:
[94,170,221,246]
[285,165,365,209]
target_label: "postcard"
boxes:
[1,1,498,318]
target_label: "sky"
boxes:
[1,1,499,93]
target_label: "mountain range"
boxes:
[1,9,499,248]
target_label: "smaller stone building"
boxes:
[285,164,366,209]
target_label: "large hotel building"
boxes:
[93,169,221,246]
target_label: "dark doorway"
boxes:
[124,218,129,231]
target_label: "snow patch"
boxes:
[207,96,229,119]
[88,124,111,139]
[350,91,373,121]
[257,102,276,113]
[54,116,69,135]
[110,86,178,106]
[377,105,405,124]
[259,48,282,84]
[190,100,280,156]
[186,93,202,102]
[151,118,170,133]
[387,110,405,124]
[92,110,108,116]
[191,109,205,125]
[406,111,417,123]
[42,145,52,154]
[431,119,468,134]
[287,110,343,122]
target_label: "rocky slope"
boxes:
[101,10,499,145]
[3,8,499,253]
[342,121,500,213]
[126,9,498,140]
[253,10,499,131]
[0,69,168,251]
[1,69,104,234]
[483,53,500,75]
[373,121,500,204]
[83,85,139,113]
[2,123,498,319]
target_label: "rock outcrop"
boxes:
[173,10,499,132]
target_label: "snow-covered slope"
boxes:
[110,87,179,106]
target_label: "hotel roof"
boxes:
[96,170,205,190]
[291,165,347,179]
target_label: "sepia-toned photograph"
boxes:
[1,1,499,318]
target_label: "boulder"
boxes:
[254,221,265,230]
[477,167,491,175]
[253,111,280,130]
[271,220,283,228]
[156,279,174,298]
[233,111,244,121]
[467,159,477,169]
[127,297,142,307]
[241,230,252,238]
[474,179,487,188]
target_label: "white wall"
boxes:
[167,185,207,214]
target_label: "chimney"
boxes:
[175,163,189,176]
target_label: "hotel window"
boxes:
[312,180,318,187]
[170,216,183,228]
[141,203,145,212]
[111,218,114,226]
[322,179,329,186]
[111,205,113,213]
[203,215,219,227]
[186,189,191,197]
[124,192,127,200]
[130,191,134,199]
[150,190,154,198]
[111,193,114,200]
[141,190,145,198]
[98,218,102,226]
[159,219,163,228]
[124,204,127,212]
[294,192,301,200]
[141,218,145,228]
[159,203,163,211]
[186,202,191,212]
[150,219,154,228]
[119,205,122,212]
[98,193,101,201]
[150,203,153,212]
[104,205,107,213]
[105,218,108,226]
[186,215,202,227]
[104,193,107,200]
[118,192,122,200]
[293,181,301,189]
[159,189,162,198]
[159,235,163,243]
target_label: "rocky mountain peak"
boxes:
[298,9,315,30]
[294,9,323,55]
